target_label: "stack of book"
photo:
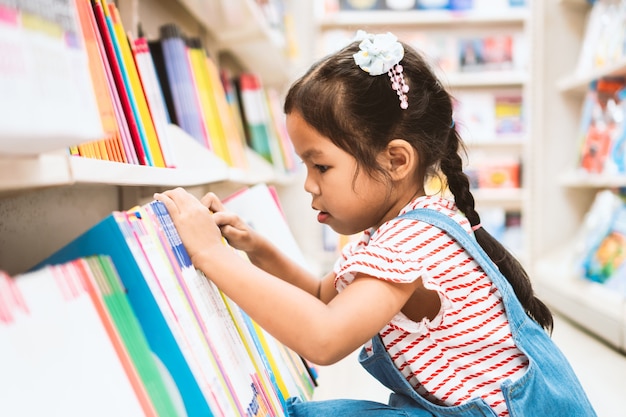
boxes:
[0,184,316,417]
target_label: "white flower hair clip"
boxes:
[352,30,409,109]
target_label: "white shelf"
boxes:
[472,188,525,209]
[557,57,626,95]
[317,8,529,28]
[176,0,291,86]
[465,136,526,148]
[559,171,626,188]
[443,71,528,88]
[535,252,625,351]
[0,124,297,193]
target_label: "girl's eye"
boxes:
[315,164,329,173]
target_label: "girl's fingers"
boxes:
[200,192,226,213]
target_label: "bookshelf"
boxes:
[530,0,626,353]
[313,1,532,265]
[0,0,304,275]
[0,1,320,415]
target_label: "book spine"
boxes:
[131,36,177,168]
[109,3,165,167]
[91,0,148,165]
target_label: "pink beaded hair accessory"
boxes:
[352,30,409,109]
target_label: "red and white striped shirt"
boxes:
[333,195,528,416]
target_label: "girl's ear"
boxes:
[381,139,417,180]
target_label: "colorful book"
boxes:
[186,37,229,161]
[237,73,276,164]
[131,34,177,168]
[74,0,125,163]
[35,212,217,417]
[0,0,103,154]
[0,261,147,416]
[106,2,165,167]
[150,24,210,148]
[146,200,276,416]
[205,58,249,169]
[91,0,148,165]
[85,0,138,164]
[85,255,183,417]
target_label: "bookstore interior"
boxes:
[1,0,626,415]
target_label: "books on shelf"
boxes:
[0,0,104,155]
[453,91,524,142]
[572,189,626,297]
[574,0,626,77]
[15,185,315,416]
[577,77,626,175]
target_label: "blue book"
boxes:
[35,211,215,417]
[150,24,208,146]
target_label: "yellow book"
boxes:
[106,2,166,167]
[205,56,249,169]
[186,39,231,164]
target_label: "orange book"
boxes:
[74,0,125,162]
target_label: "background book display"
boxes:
[315,0,529,265]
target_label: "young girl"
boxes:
[155,31,596,416]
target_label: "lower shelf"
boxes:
[534,254,626,353]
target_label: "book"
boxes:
[106,2,166,167]
[223,183,308,268]
[131,34,177,168]
[0,0,104,154]
[74,0,125,163]
[237,73,277,165]
[150,24,210,148]
[186,37,230,163]
[36,212,217,416]
[91,0,148,165]
[85,0,138,164]
[85,255,183,417]
[0,261,147,416]
[221,68,251,169]
[578,78,626,175]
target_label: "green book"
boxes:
[87,255,183,417]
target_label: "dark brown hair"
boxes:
[284,39,553,332]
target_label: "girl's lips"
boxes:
[317,211,329,223]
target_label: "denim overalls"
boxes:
[286,208,597,416]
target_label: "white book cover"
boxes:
[0,265,144,417]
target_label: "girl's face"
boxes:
[286,112,398,236]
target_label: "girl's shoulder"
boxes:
[380,195,472,238]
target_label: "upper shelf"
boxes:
[0,125,293,195]
[175,0,293,86]
[558,57,626,95]
[317,8,529,28]
[559,170,626,188]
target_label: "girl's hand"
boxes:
[153,188,224,262]
[199,192,262,254]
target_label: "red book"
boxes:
[91,0,147,165]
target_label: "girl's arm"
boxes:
[154,188,418,365]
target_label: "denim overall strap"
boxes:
[398,209,527,331]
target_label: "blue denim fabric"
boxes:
[286,209,597,417]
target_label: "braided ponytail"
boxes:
[440,128,554,333]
